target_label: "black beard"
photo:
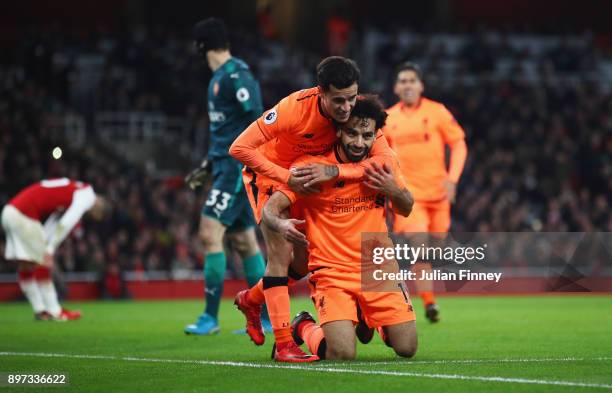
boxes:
[341,143,369,162]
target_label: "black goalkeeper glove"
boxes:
[185,158,211,190]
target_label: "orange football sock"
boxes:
[249,277,299,306]
[263,277,292,343]
[301,321,325,357]
[247,280,265,305]
[420,291,436,306]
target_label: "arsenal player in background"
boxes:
[1,178,107,321]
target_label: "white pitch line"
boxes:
[318,356,612,367]
[1,351,612,390]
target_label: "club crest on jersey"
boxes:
[318,296,325,311]
[213,82,220,96]
[264,108,277,124]
[303,133,314,139]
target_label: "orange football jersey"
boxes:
[383,98,465,201]
[279,148,405,273]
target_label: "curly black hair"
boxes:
[351,94,388,130]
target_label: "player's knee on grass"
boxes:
[227,229,260,259]
[199,216,226,252]
[326,346,355,360]
[322,320,356,360]
[384,321,418,358]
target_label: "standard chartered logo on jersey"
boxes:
[331,194,382,214]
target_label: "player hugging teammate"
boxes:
[230,55,399,362]
[190,18,467,362]
[263,95,418,360]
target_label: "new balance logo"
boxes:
[333,180,345,188]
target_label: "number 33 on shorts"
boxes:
[206,189,232,217]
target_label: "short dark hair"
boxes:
[316,56,360,91]
[193,17,229,53]
[395,62,423,81]
[350,94,388,130]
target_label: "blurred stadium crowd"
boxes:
[1,23,610,277]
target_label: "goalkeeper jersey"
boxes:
[207,57,263,159]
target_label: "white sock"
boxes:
[18,279,46,314]
[37,280,62,317]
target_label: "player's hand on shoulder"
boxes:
[291,163,338,188]
[363,162,400,195]
[278,219,309,246]
[185,158,212,190]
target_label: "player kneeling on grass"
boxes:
[1,178,108,321]
[262,96,418,360]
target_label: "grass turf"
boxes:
[0,295,611,393]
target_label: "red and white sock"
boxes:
[35,266,62,317]
[18,269,45,313]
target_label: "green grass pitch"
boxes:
[1,295,611,392]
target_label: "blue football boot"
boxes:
[261,316,273,333]
[184,313,220,335]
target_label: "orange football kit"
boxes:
[384,97,467,234]
[279,150,416,328]
[230,87,397,352]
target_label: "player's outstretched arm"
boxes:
[229,119,316,194]
[364,162,413,217]
[229,121,292,184]
[296,133,395,187]
[292,163,339,188]
[262,192,308,246]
